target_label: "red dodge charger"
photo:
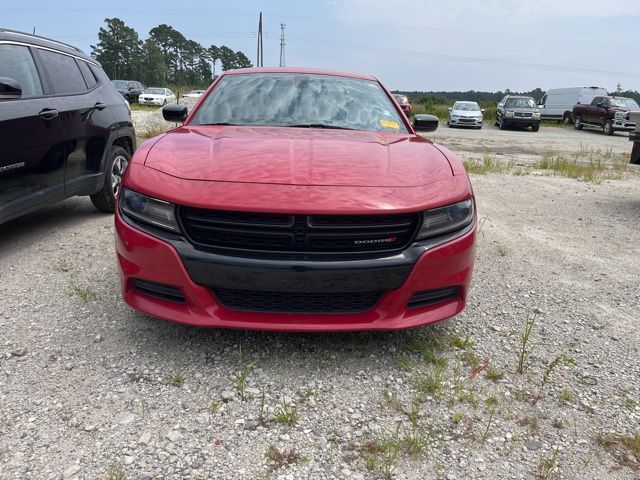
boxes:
[115,68,476,332]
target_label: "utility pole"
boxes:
[257,12,264,67]
[279,23,286,67]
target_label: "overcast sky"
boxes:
[4,0,640,92]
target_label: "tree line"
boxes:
[91,18,252,86]
[396,87,640,104]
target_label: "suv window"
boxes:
[77,60,97,89]
[37,49,87,94]
[591,97,603,106]
[0,44,43,97]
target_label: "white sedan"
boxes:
[182,89,206,99]
[138,88,176,106]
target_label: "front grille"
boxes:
[514,112,533,118]
[459,118,476,123]
[179,208,420,255]
[214,288,382,314]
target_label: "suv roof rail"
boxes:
[0,28,83,53]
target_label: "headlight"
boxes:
[505,111,514,118]
[533,112,541,119]
[416,199,474,240]
[120,188,180,232]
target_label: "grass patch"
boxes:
[106,464,126,480]
[485,368,504,382]
[535,149,631,183]
[463,155,514,175]
[169,373,185,388]
[537,447,561,480]
[70,284,98,303]
[129,103,160,111]
[273,398,299,426]
[264,445,307,470]
[496,244,509,257]
[596,432,640,470]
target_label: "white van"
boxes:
[538,87,608,122]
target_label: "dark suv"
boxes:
[112,80,144,102]
[495,95,541,131]
[0,28,135,225]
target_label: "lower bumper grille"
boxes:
[131,278,186,303]
[214,288,382,314]
[407,286,459,309]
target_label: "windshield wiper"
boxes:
[200,122,244,126]
[286,123,356,130]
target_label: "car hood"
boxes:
[141,94,166,98]
[143,126,454,187]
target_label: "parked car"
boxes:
[182,89,206,99]
[115,68,477,332]
[573,96,639,135]
[393,94,413,115]
[495,95,540,131]
[628,111,640,164]
[0,28,135,225]
[138,87,176,106]
[537,86,607,123]
[448,101,483,129]
[112,80,144,102]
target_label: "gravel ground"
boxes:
[1,117,639,479]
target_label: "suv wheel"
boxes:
[603,120,614,136]
[499,117,508,130]
[531,123,540,132]
[90,145,130,213]
[574,115,583,130]
[562,112,572,124]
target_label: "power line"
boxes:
[267,34,640,79]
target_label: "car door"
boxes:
[0,42,66,223]
[35,48,114,194]
[586,97,602,124]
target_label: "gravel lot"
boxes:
[1,115,639,479]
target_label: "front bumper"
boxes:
[138,98,164,106]
[449,117,483,127]
[114,208,476,332]
[613,120,636,131]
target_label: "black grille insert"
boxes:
[179,208,420,255]
[407,287,460,309]
[131,278,186,303]
[214,288,382,314]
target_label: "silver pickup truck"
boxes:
[629,111,640,164]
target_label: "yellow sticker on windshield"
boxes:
[380,119,400,130]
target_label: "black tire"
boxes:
[574,115,583,130]
[499,117,508,130]
[531,123,540,132]
[603,120,614,136]
[90,145,130,213]
[562,112,572,124]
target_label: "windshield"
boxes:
[505,97,536,108]
[144,88,165,95]
[611,98,640,109]
[393,94,408,103]
[191,73,408,133]
[453,102,480,111]
[112,80,128,89]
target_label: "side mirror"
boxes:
[413,114,439,132]
[448,107,452,112]
[0,77,22,100]
[481,108,485,112]
[162,103,188,122]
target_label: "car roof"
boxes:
[506,95,532,99]
[0,28,95,63]
[222,67,378,81]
